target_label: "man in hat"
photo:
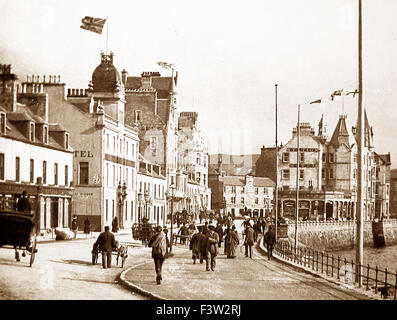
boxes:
[244,222,255,259]
[17,190,31,213]
[204,225,219,271]
[148,226,167,284]
[95,226,117,268]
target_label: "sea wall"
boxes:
[286,219,397,252]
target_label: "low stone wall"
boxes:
[286,219,397,252]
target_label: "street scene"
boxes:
[1,0,397,305]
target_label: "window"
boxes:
[105,199,108,221]
[329,168,334,179]
[322,168,326,179]
[131,144,135,159]
[135,110,142,122]
[282,169,290,179]
[0,112,5,134]
[30,159,34,183]
[282,152,289,163]
[126,142,128,157]
[65,165,68,186]
[255,198,259,204]
[113,165,116,186]
[113,136,116,152]
[300,152,305,163]
[120,139,123,154]
[54,163,58,185]
[125,168,128,185]
[106,163,109,186]
[65,133,69,149]
[0,153,4,180]
[255,188,258,194]
[43,161,47,184]
[15,157,20,182]
[30,123,35,142]
[322,153,326,162]
[329,153,335,163]
[112,200,115,218]
[240,198,244,204]
[149,137,157,149]
[107,134,109,150]
[299,169,304,180]
[44,126,48,144]
[196,153,201,165]
[241,187,245,193]
[79,162,89,185]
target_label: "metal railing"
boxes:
[275,241,397,300]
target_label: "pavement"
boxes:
[120,234,372,300]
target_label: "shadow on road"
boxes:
[53,259,93,266]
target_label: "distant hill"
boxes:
[209,153,260,176]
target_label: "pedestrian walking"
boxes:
[71,215,78,239]
[163,226,170,257]
[244,223,255,259]
[178,223,189,245]
[17,190,32,213]
[263,225,276,260]
[189,229,205,264]
[84,217,91,238]
[205,225,219,271]
[215,222,224,248]
[148,226,167,285]
[227,225,239,258]
[112,216,119,233]
[223,225,231,255]
[95,226,117,269]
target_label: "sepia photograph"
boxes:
[0,0,396,311]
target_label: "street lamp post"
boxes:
[117,182,127,229]
[137,191,143,223]
[168,184,175,254]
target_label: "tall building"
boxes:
[273,113,390,221]
[0,64,74,233]
[178,111,211,216]
[34,52,140,231]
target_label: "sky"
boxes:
[1,0,397,166]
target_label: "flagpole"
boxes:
[356,0,364,286]
[275,84,279,240]
[295,104,300,253]
[106,16,109,55]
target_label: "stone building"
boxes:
[0,64,73,233]
[29,53,140,231]
[374,152,391,219]
[122,69,183,218]
[209,157,274,217]
[178,111,211,216]
[136,154,167,225]
[275,113,389,221]
[390,169,397,218]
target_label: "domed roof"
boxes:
[91,52,121,92]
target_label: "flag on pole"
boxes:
[157,62,173,69]
[346,89,359,98]
[310,98,322,104]
[80,16,106,34]
[330,89,343,101]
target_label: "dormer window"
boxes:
[0,112,5,134]
[43,125,48,144]
[65,133,69,149]
[30,122,35,142]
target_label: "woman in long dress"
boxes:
[227,225,239,258]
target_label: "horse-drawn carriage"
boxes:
[0,210,38,267]
[131,221,156,246]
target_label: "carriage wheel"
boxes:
[92,251,97,265]
[121,247,128,268]
[29,237,37,267]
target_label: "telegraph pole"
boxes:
[355,0,364,286]
[275,84,279,240]
[295,104,301,252]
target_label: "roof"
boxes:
[125,75,174,99]
[6,111,34,122]
[91,53,121,92]
[221,176,245,186]
[375,152,391,165]
[391,169,397,179]
[253,177,275,187]
[49,123,68,132]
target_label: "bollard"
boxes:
[337,256,340,280]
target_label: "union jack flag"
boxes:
[80,16,106,34]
